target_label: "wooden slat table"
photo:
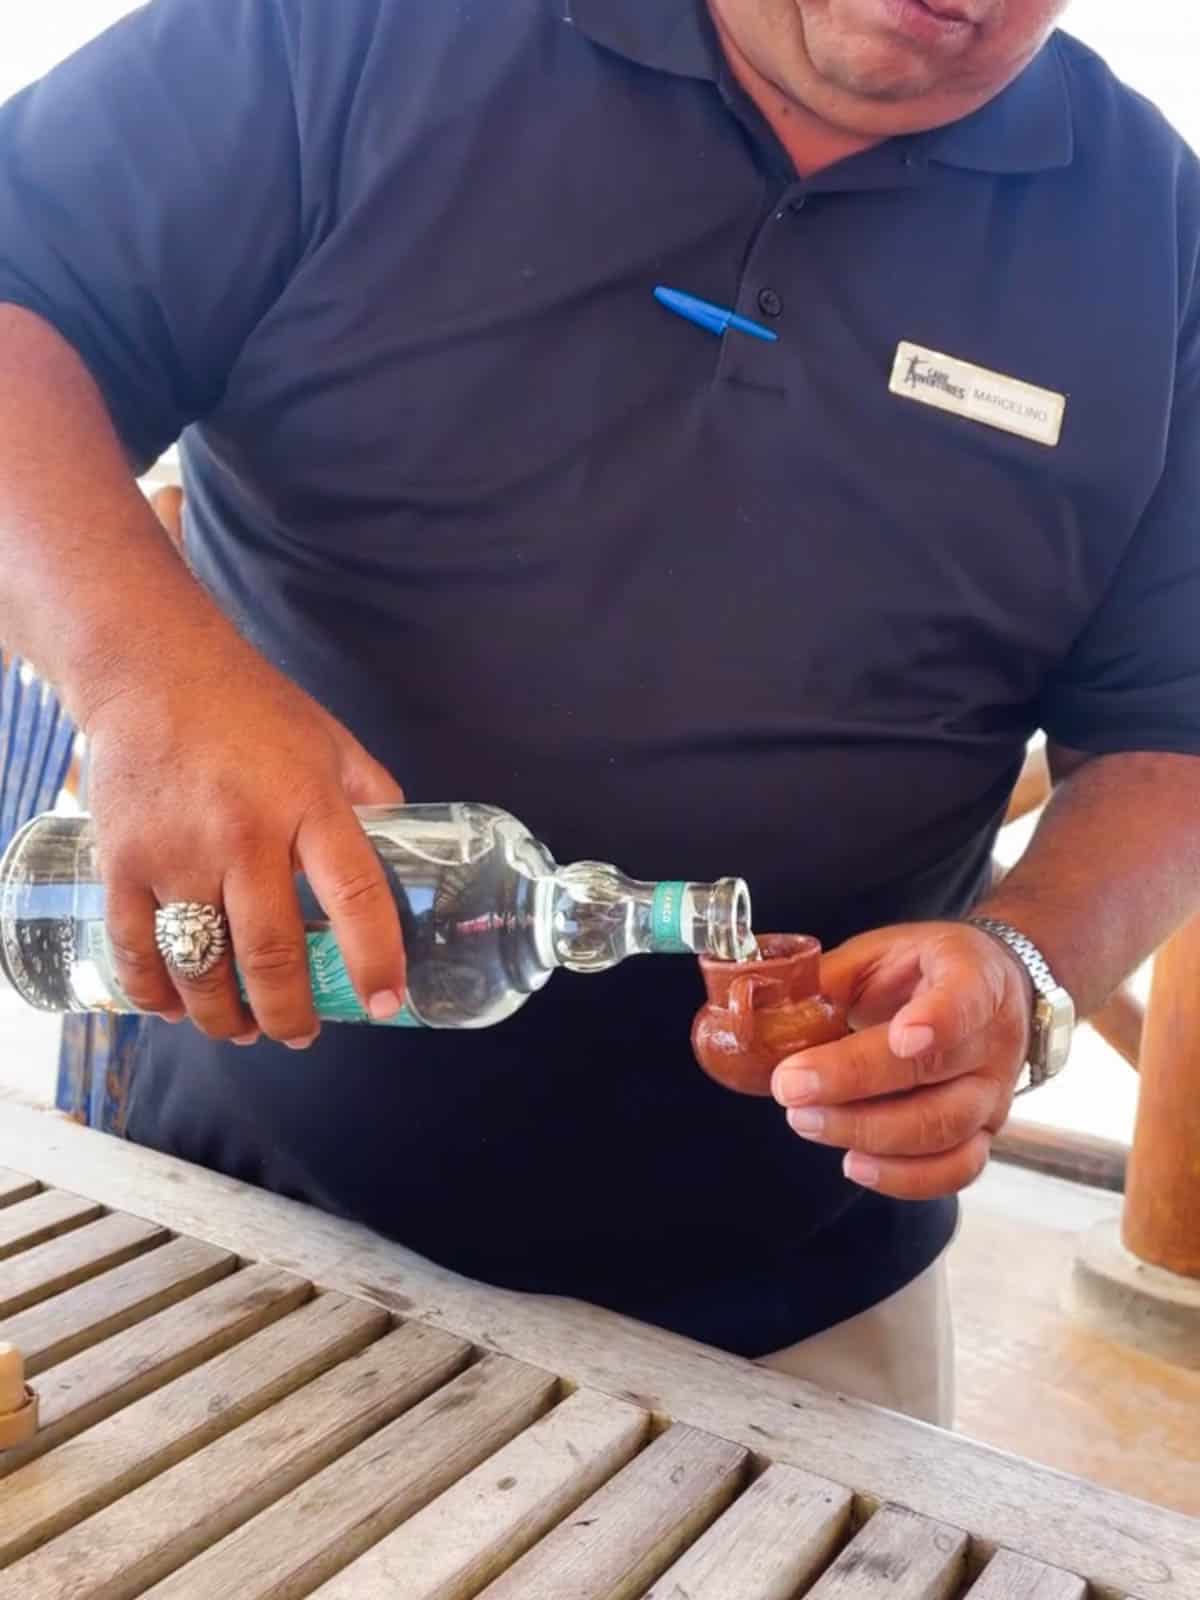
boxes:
[0,1100,1195,1600]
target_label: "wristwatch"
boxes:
[966,917,1076,1093]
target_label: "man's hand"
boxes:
[771,923,1033,1199]
[84,643,407,1049]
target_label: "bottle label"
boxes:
[303,931,425,1027]
[650,881,690,953]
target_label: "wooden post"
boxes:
[1122,916,1200,1278]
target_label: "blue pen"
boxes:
[654,285,778,343]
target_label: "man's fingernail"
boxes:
[157,1010,186,1024]
[233,1032,260,1047]
[845,1153,881,1187]
[285,1032,319,1051]
[788,1107,826,1135]
[368,989,403,1021]
[773,1068,822,1106]
[895,1024,936,1059]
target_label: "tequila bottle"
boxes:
[0,804,754,1029]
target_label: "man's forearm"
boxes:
[975,749,1200,1016]
[0,305,243,726]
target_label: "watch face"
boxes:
[1037,989,1076,1075]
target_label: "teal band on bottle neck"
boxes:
[650,881,690,953]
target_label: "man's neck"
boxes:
[710,9,881,176]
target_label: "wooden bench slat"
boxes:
[805,1506,968,1600]
[142,1351,560,1600]
[642,1463,853,1600]
[0,1292,388,1570]
[966,1550,1087,1600]
[3,1264,311,1471]
[475,1423,748,1600]
[0,1212,169,1318]
[1,1235,235,1375]
[311,1389,650,1600]
[0,1189,102,1259]
[0,1168,39,1208]
[1,1321,473,1600]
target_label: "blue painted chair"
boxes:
[0,650,140,1133]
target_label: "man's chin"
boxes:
[804,42,944,108]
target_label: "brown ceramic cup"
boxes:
[692,933,848,1096]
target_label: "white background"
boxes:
[2,3,1198,148]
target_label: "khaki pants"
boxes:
[759,1253,955,1428]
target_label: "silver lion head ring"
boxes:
[154,901,230,981]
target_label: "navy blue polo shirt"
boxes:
[1,0,1198,1354]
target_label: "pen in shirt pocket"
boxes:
[654,285,779,343]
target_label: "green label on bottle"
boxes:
[650,881,690,953]
[303,931,424,1026]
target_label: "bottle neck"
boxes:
[538,863,754,974]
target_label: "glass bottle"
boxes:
[0,804,754,1029]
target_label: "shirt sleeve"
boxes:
[0,0,302,472]
[1038,215,1200,757]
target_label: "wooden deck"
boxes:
[952,1162,1200,1517]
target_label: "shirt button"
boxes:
[757,288,783,318]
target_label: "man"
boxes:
[0,0,1197,1427]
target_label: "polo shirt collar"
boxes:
[562,0,1074,175]
[919,36,1074,174]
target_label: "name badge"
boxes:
[889,341,1066,448]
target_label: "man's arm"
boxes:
[977,748,1200,1018]
[0,307,226,719]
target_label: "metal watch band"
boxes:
[966,917,1062,1001]
[966,916,1077,1094]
